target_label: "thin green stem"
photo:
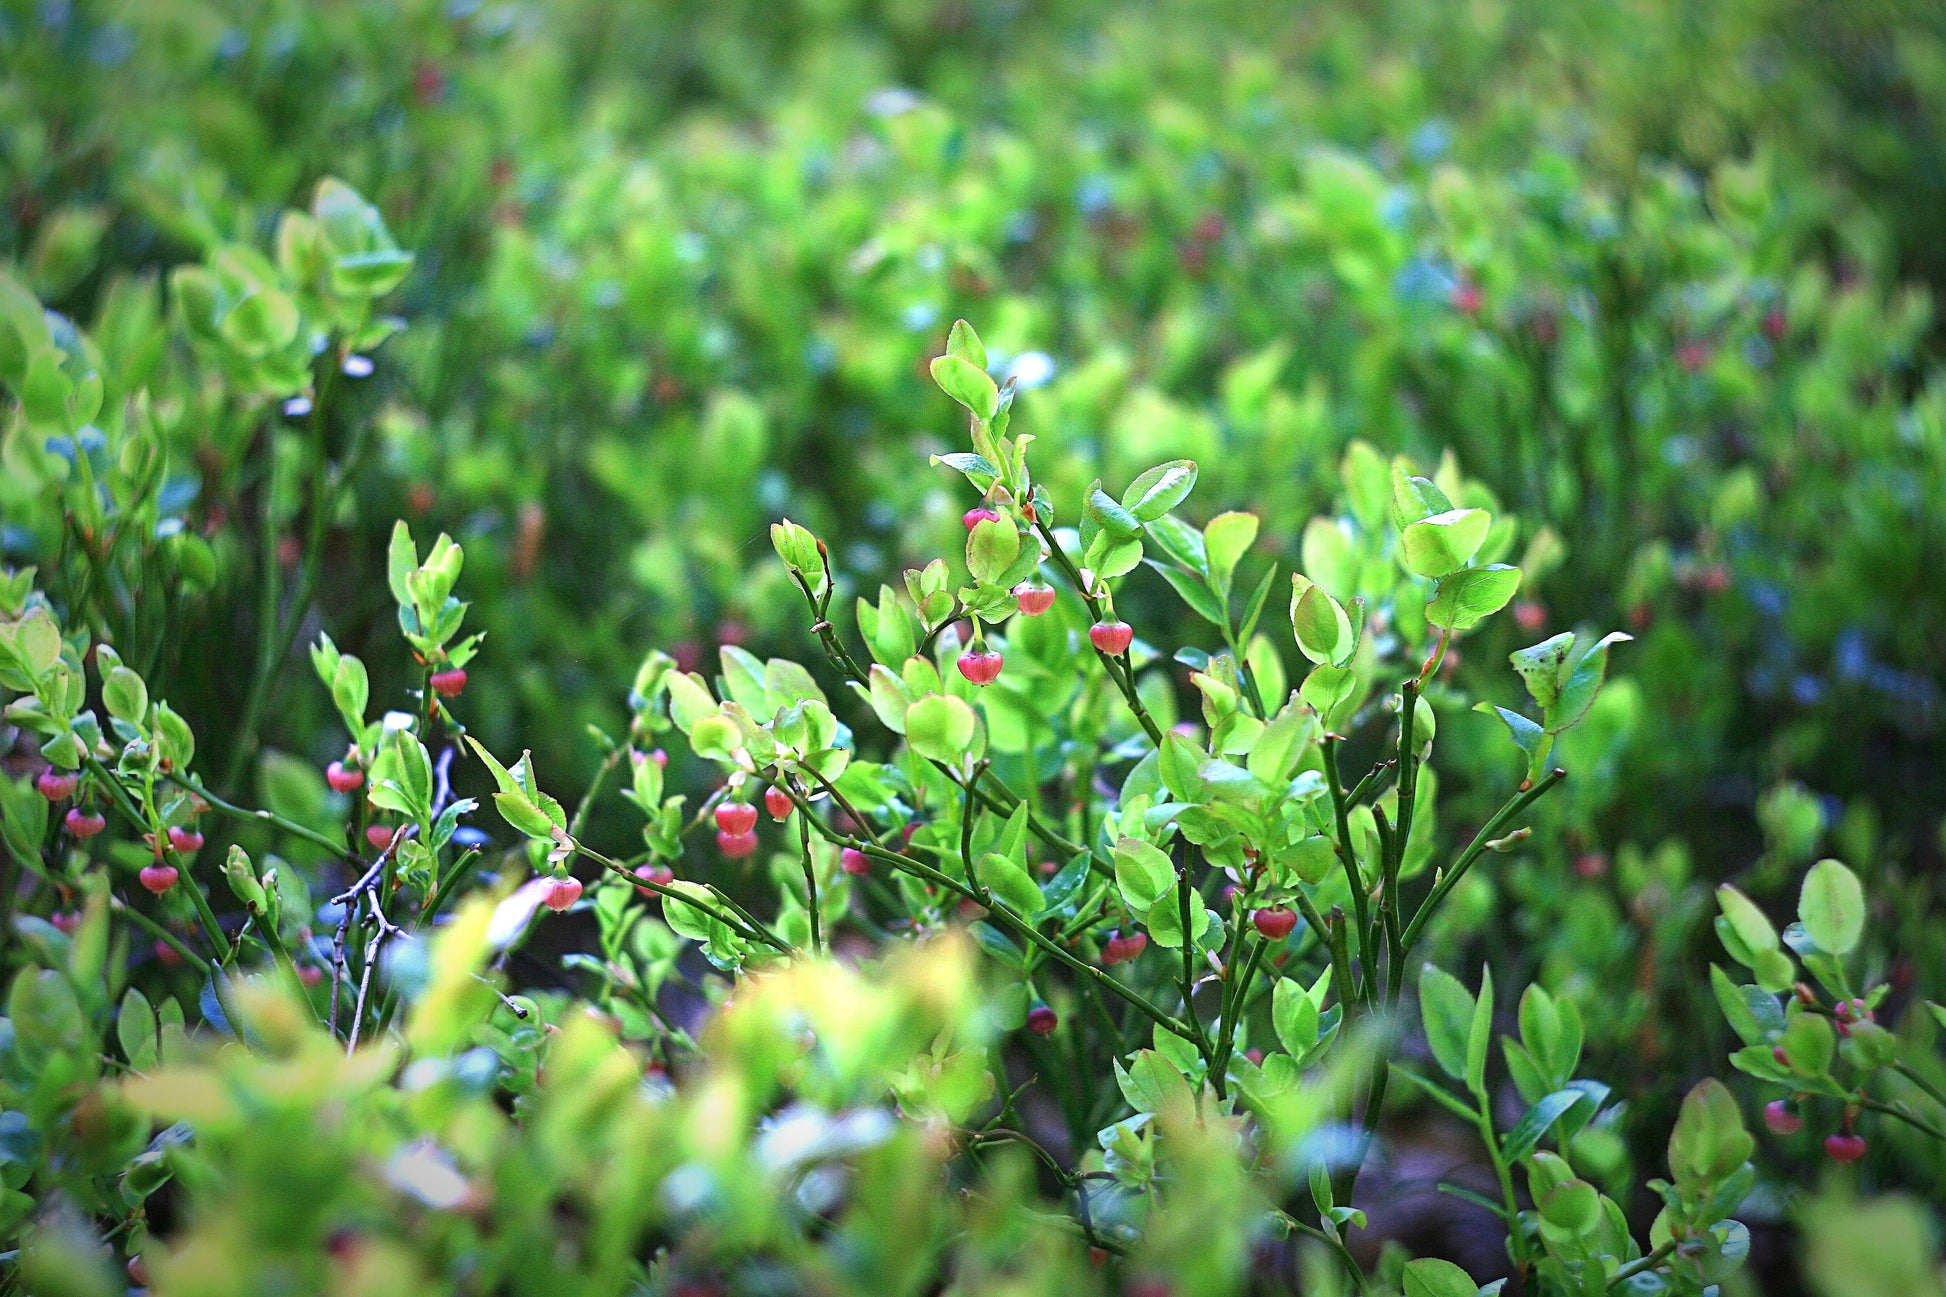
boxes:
[783,778,1195,1043]
[1892,1060,1946,1115]
[574,843,789,953]
[1321,739,1372,983]
[567,743,626,842]
[111,897,212,977]
[797,814,822,955]
[1031,516,1165,746]
[1474,1100,1529,1271]
[1400,768,1566,949]
[1607,1242,1675,1290]
[1285,1218,1371,1296]
[166,774,349,859]
[1172,847,1220,1092]
[1861,1097,1946,1143]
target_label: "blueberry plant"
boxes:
[1714,857,1946,1175]
[444,320,1748,1294]
[1,307,1774,1295]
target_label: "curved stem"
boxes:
[1608,1242,1676,1290]
[167,774,349,859]
[1030,517,1165,746]
[782,778,1195,1043]
[574,843,789,953]
[110,897,212,977]
[1401,768,1567,950]
[1321,739,1372,989]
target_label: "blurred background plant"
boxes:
[3,0,1945,1291]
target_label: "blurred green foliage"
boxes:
[4,0,1946,1291]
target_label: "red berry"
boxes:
[1027,1004,1058,1035]
[543,877,583,911]
[36,769,79,801]
[1252,906,1298,940]
[1013,583,1056,616]
[717,829,759,860]
[1825,1132,1867,1163]
[633,864,675,895]
[326,761,364,793]
[963,507,1002,530]
[1772,1045,1791,1067]
[297,964,323,987]
[1835,998,1872,1024]
[139,864,179,895]
[1089,621,1133,655]
[1245,1048,1264,1065]
[1764,307,1787,341]
[1119,930,1147,961]
[153,939,182,967]
[715,801,758,835]
[1452,280,1484,315]
[1512,600,1547,633]
[367,824,399,851]
[64,808,105,839]
[1764,1100,1803,1136]
[764,786,794,820]
[841,847,871,876]
[167,826,204,855]
[430,667,468,698]
[1573,852,1608,880]
[956,649,1004,686]
[51,911,80,935]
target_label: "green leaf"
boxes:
[102,666,148,725]
[386,520,416,606]
[931,451,1000,487]
[945,319,987,370]
[904,694,977,764]
[1121,460,1198,522]
[1116,1050,1194,1115]
[1781,1012,1835,1079]
[1085,486,1144,540]
[1114,837,1174,912]
[1668,1078,1754,1190]
[1510,633,1573,709]
[1419,964,1475,1083]
[966,517,1020,585]
[1152,562,1226,626]
[1401,508,1491,579]
[1466,964,1494,1096]
[1710,965,1769,1046]
[1402,1257,1480,1297]
[689,714,742,762]
[1272,977,1320,1058]
[1290,575,1352,665]
[1428,565,1521,632]
[1390,468,1455,528]
[116,987,158,1071]
[1144,894,1214,949]
[1716,885,1778,958]
[1798,858,1864,956]
[1501,1090,1582,1163]
[1203,511,1259,598]
[977,852,1046,919]
[929,354,999,421]
[1545,631,1632,733]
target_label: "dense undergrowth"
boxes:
[3,1,1945,1294]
